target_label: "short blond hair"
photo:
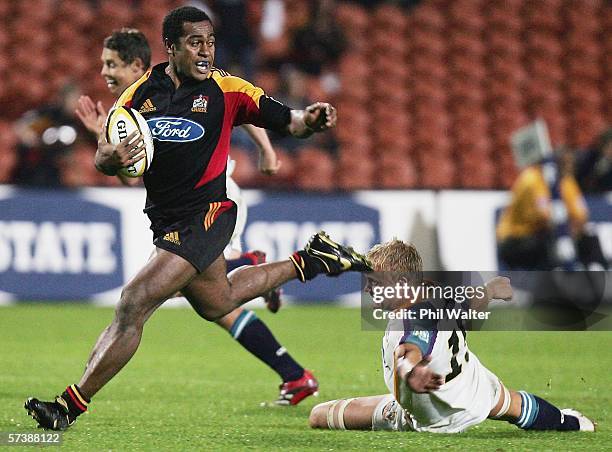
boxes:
[367,239,423,274]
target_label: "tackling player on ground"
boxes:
[75,28,318,406]
[309,239,595,433]
[25,6,372,430]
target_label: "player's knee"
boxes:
[309,402,330,429]
[191,304,225,322]
[115,285,149,328]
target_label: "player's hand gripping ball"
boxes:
[105,106,154,177]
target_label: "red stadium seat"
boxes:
[411,4,446,32]
[420,152,456,189]
[498,162,519,189]
[57,0,95,29]
[335,2,368,32]
[449,33,486,56]
[449,56,488,80]
[375,131,412,153]
[526,33,563,58]
[59,144,101,188]
[374,4,408,32]
[565,10,601,33]
[227,147,257,187]
[487,32,523,57]
[409,31,447,57]
[566,59,603,82]
[458,156,497,189]
[338,140,373,160]
[378,154,418,189]
[336,155,375,190]
[0,0,10,17]
[0,145,17,184]
[294,147,336,191]
[487,9,522,33]
[339,54,370,82]
[449,7,486,32]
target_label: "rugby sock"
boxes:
[513,391,579,431]
[230,310,304,382]
[59,384,89,419]
[290,251,323,282]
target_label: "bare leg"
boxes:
[181,254,297,321]
[78,249,196,399]
[215,308,242,330]
[489,384,526,422]
[85,326,110,369]
[310,395,390,430]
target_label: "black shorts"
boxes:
[152,201,237,273]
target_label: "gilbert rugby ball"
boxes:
[105,106,154,177]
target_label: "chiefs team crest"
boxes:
[192,95,208,113]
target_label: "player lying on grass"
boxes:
[309,239,595,433]
[75,28,318,406]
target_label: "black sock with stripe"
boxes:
[289,251,324,282]
[512,391,579,431]
[230,311,304,382]
[59,384,89,419]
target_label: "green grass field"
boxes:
[1,305,610,451]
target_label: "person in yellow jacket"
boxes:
[497,149,588,270]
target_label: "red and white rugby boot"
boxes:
[276,370,319,406]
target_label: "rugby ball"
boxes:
[105,106,154,177]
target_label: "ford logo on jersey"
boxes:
[146,117,205,142]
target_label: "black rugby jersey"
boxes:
[115,63,291,226]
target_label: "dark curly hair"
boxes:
[103,28,151,70]
[162,6,212,47]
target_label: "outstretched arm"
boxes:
[470,276,513,311]
[241,124,281,175]
[287,102,337,138]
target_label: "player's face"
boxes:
[100,48,144,96]
[171,20,215,81]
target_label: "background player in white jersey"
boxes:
[76,28,318,405]
[309,239,595,432]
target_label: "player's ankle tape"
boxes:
[290,251,321,282]
[61,384,89,416]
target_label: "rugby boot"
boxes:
[263,286,283,313]
[276,370,319,406]
[305,231,373,276]
[24,397,75,431]
[560,409,596,432]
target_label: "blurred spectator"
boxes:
[198,0,256,79]
[496,149,587,270]
[13,82,95,186]
[576,128,612,193]
[290,0,346,76]
[497,147,607,270]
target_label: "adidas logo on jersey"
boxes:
[139,99,156,113]
[162,231,180,245]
